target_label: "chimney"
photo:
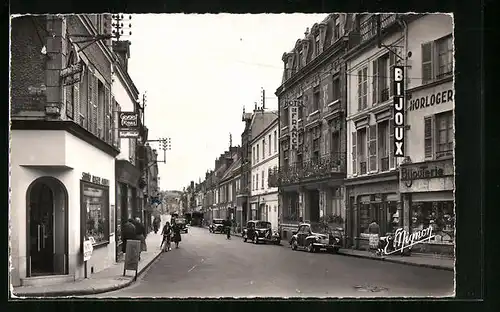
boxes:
[112,40,131,71]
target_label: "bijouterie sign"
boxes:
[119,112,139,129]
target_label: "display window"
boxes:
[410,200,455,244]
[81,182,110,245]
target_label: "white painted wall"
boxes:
[405,14,454,163]
[112,72,137,163]
[345,28,404,178]
[10,130,116,286]
[250,123,279,228]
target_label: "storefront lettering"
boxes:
[383,227,435,255]
[119,112,139,129]
[408,89,453,111]
[401,166,444,187]
[82,172,109,186]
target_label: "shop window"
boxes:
[82,182,110,246]
[410,201,455,244]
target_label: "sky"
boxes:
[126,14,328,191]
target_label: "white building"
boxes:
[10,15,118,286]
[399,14,454,256]
[250,116,279,229]
[344,14,408,247]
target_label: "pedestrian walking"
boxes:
[120,219,136,254]
[153,216,161,234]
[133,217,147,260]
[224,217,232,239]
[172,220,182,248]
[161,221,172,252]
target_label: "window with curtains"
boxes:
[357,128,367,174]
[378,120,390,171]
[357,67,368,111]
[422,34,453,84]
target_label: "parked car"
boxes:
[289,222,343,253]
[242,220,281,245]
[175,217,188,233]
[209,218,225,233]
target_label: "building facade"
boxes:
[272,14,351,241]
[250,117,279,229]
[399,14,454,255]
[344,14,410,248]
[111,39,146,261]
[10,14,119,286]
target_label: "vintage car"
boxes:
[289,222,343,253]
[209,218,225,233]
[174,217,188,233]
[242,220,281,245]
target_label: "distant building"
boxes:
[250,116,279,229]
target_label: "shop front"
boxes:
[345,172,400,250]
[400,158,455,256]
[10,129,117,287]
[115,159,141,261]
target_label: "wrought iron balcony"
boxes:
[270,152,346,186]
[350,14,398,48]
[237,186,249,196]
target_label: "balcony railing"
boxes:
[351,14,398,48]
[237,186,249,196]
[269,152,345,186]
[436,150,453,159]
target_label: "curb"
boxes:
[13,250,164,298]
[336,251,454,272]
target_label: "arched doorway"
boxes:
[26,176,68,277]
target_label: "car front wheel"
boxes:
[307,242,316,253]
[291,239,297,250]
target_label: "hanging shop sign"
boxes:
[119,111,140,138]
[60,61,84,86]
[288,100,300,150]
[82,172,110,186]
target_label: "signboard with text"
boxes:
[83,240,93,261]
[119,111,140,139]
[60,61,84,86]
[288,100,300,150]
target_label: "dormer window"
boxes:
[334,18,341,40]
[315,35,320,56]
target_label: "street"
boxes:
[87,226,454,298]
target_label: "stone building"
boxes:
[10,14,119,286]
[272,14,353,240]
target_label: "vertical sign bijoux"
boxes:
[393,66,405,157]
[289,100,299,150]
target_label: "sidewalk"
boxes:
[336,248,454,271]
[12,232,165,298]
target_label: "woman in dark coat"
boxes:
[121,219,136,253]
[172,221,182,248]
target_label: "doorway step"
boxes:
[21,275,75,287]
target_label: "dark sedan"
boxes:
[242,220,281,245]
[209,218,225,234]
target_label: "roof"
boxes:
[220,152,241,181]
[250,111,278,141]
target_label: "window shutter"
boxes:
[90,74,98,135]
[115,102,121,149]
[368,124,377,171]
[351,131,357,174]
[422,42,433,84]
[372,59,378,104]
[103,86,110,142]
[389,118,395,168]
[424,116,433,158]
[357,70,362,110]
[73,84,79,120]
[389,52,396,96]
